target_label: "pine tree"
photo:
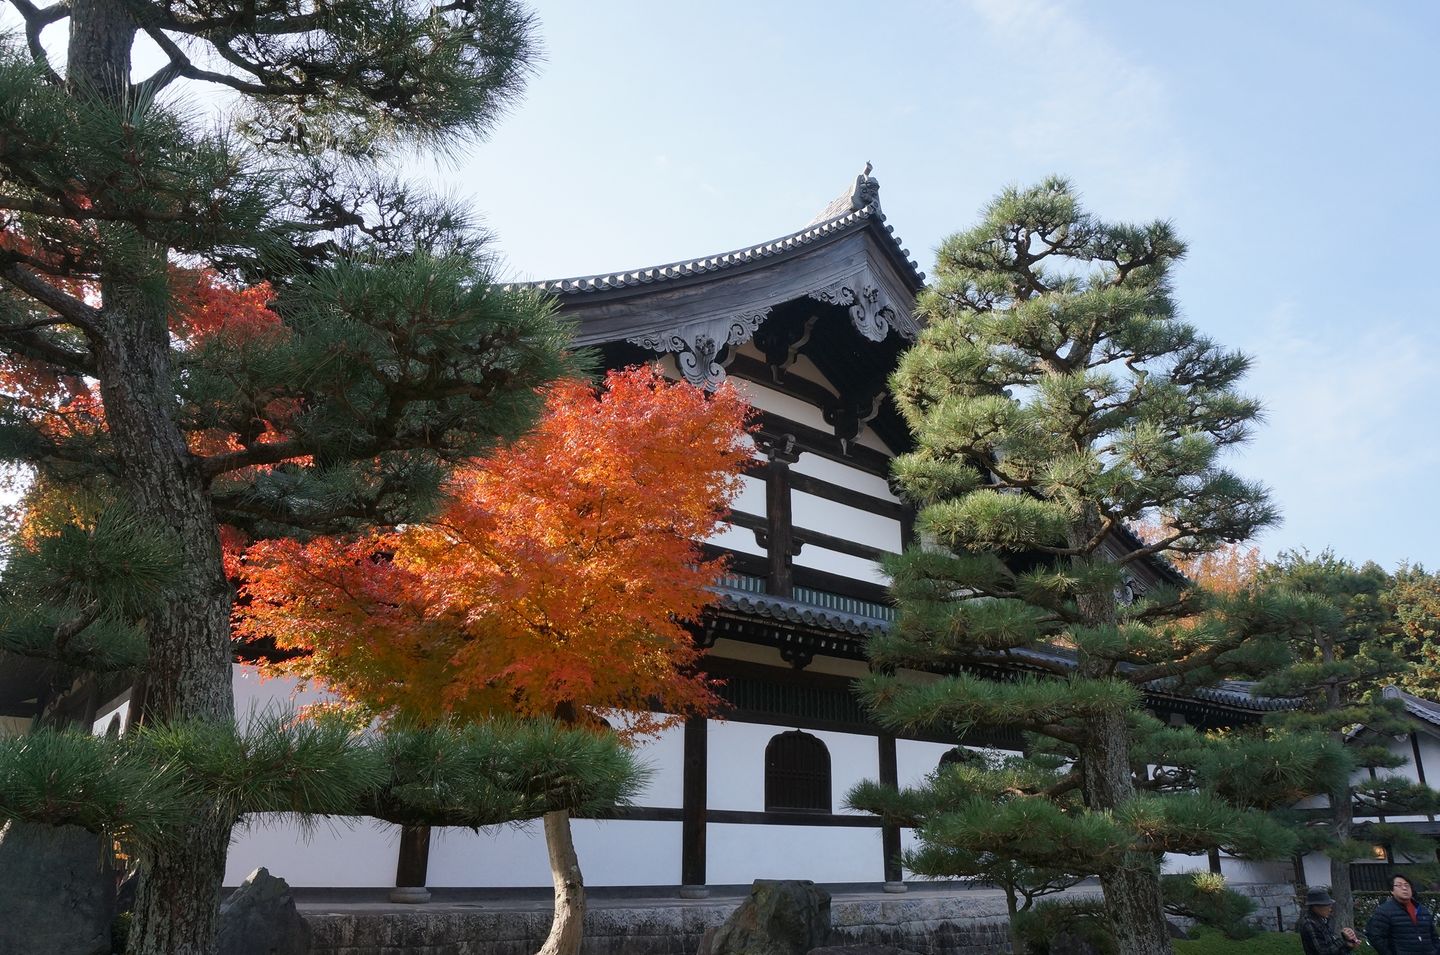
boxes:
[0,2,572,952]
[860,178,1312,954]
[1256,551,1440,927]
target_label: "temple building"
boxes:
[204,167,1302,896]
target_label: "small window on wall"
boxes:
[765,730,831,812]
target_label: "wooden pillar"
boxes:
[1410,732,1434,823]
[878,734,905,892]
[680,715,709,897]
[764,449,795,598]
[390,825,432,903]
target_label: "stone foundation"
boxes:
[307,888,1072,955]
[305,881,1297,955]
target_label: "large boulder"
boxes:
[0,820,116,955]
[708,880,832,955]
[216,867,311,955]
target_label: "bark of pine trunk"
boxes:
[537,809,586,955]
[1068,509,1173,955]
[1329,788,1355,929]
[1004,889,1021,955]
[66,1,239,952]
[1322,633,1355,928]
[1078,709,1173,955]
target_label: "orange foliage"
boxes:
[1133,519,1263,593]
[236,367,754,736]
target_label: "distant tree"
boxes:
[1382,563,1440,692]
[1255,551,1440,927]
[857,178,1326,954]
[237,367,752,955]
[1135,519,1262,595]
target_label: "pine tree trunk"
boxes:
[1004,887,1022,955]
[66,1,239,952]
[536,809,586,955]
[1066,511,1172,955]
[98,258,237,955]
[1079,710,1172,955]
[1329,785,1356,929]
[125,821,231,955]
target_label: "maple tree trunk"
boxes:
[537,809,586,955]
[67,1,238,952]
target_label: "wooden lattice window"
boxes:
[765,730,831,812]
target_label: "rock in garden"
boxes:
[216,867,312,955]
[709,879,832,955]
[0,820,116,955]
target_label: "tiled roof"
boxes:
[706,586,1295,713]
[1384,685,1440,727]
[711,588,889,639]
[504,167,925,297]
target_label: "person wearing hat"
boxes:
[1366,874,1440,955]
[1299,886,1361,955]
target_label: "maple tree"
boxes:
[237,366,752,955]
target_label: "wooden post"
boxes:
[680,716,709,897]
[390,825,432,903]
[765,452,795,598]
[878,734,905,892]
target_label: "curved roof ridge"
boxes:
[504,166,925,296]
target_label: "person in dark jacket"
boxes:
[1298,886,1361,955]
[1366,874,1440,955]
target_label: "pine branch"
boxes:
[0,263,101,334]
[6,0,68,86]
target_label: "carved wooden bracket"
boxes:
[805,270,919,343]
[628,307,772,389]
[751,313,816,381]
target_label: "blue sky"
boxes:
[418,0,1440,571]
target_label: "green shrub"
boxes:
[1012,899,1116,955]
[1162,871,1257,939]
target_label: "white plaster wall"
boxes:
[791,491,902,554]
[225,817,398,887]
[233,664,335,718]
[631,718,685,808]
[1221,858,1293,884]
[92,697,128,735]
[706,720,878,813]
[1417,732,1440,787]
[895,738,959,789]
[793,545,889,586]
[731,473,768,520]
[791,454,896,501]
[705,521,767,557]
[735,382,834,436]
[426,819,682,887]
[707,823,884,884]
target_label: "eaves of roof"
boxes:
[706,586,1296,714]
[1383,685,1440,728]
[504,167,926,300]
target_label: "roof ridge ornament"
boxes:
[851,161,880,213]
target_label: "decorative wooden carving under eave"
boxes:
[628,307,773,389]
[751,313,817,381]
[805,268,920,344]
